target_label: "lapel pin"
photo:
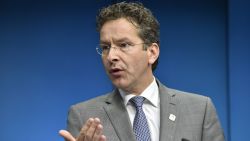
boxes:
[169,114,176,121]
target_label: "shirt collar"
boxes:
[119,77,159,108]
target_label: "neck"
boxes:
[123,75,154,95]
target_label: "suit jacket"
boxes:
[67,80,225,141]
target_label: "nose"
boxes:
[106,47,119,62]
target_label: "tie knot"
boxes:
[130,96,145,108]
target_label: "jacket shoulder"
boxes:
[70,92,112,111]
[164,86,210,104]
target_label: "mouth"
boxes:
[109,68,124,77]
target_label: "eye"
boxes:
[119,42,130,48]
[100,44,110,50]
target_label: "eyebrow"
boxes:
[100,37,132,44]
[115,37,131,43]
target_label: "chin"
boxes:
[111,78,129,90]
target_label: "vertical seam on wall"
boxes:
[225,0,231,141]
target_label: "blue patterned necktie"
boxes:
[130,96,151,141]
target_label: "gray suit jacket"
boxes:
[67,80,224,141]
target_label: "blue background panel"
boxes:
[0,0,249,141]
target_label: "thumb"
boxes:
[59,130,76,141]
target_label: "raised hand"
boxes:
[59,118,106,141]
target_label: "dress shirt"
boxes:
[119,77,160,141]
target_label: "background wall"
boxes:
[228,0,250,140]
[0,0,249,141]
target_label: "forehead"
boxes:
[100,18,141,42]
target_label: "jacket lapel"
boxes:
[157,80,178,141]
[102,80,178,141]
[103,89,136,141]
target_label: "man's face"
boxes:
[100,18,157,93]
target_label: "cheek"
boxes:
[127,55,148,71]
[102,58,109,69]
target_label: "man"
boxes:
[59,2,224,141]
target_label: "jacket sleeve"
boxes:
[66,105,83,138]
[202,97,225,141]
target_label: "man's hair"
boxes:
[96,2,160,71]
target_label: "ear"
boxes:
[147,43,160,65]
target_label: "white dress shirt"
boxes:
[119,77,160,141]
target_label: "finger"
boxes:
[77,118,94,141]
[59,130,76,141]
[85,118,101,140]
[81,118,94,135]
[92,124,103,140]
[99,135,106,141]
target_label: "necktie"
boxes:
[130,96,151,141]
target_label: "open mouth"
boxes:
[109,68,123,77]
